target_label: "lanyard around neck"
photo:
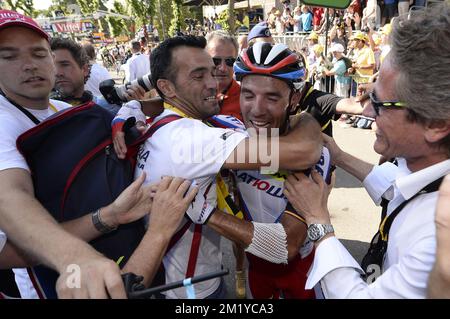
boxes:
[163,102,191,119]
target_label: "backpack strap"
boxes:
[129,113,206,281]
[128,114,183,148]
[0,89,40,125]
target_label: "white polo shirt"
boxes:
[306,158,450,299]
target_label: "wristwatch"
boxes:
[307,223,334,242]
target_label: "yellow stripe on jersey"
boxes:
[49,102,58,113]
[265,170,288,181]
[216,175,244,220]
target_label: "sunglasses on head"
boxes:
[212,57,236,67]
[369,92,407,116]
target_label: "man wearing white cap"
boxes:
[323,43,351,98]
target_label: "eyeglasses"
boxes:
[369,92,407,116]
[212,57,236,67]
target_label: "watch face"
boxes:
[308,224,323,241]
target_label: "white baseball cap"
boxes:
[330,43,345,53]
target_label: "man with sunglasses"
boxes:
[283,3,450,298]
[205,31,242,121]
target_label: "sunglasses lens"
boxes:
[212,58,221,66]
[225,58,235,67]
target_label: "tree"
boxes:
[106,1,131,38]
[216,7,241,34]
[169,0,182,36]
[3,0,35,17]
[126,0,155,28]
[227,0,235,35]
[75,0,99,15]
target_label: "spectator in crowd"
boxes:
[312,6,324,31]
[344,2,361,31]
[284,3,450,298]
[348,31,375,96]
[382,0,398,26]
[82,43,112,97]
[139,36,150,55]
[266,6,277,32]
[306,31,320,68]
[292,6,303,33]
[428,174,450,298]
[361,0,378,30]
[51,38,145,112]
[237,34,248,53]
[282,7,294,34]
[317,8,336,34]
[322,43,351,98]
[122,40,150,83]
[153,27,160,42]
[398,0,413,17]
[301,5,313,32]
[247,21,274,46]
[205,31,243,125]
[378,23,392,65]
[331,25,349,53]
[274,10,285,35]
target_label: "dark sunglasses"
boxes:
[212,57,236,67]
[369,92,407,116]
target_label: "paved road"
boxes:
[221,122,381,298]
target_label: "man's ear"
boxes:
[288,90,302,115]
[82,63,90,78]
[424,119,450,144]
[157,79,176,98]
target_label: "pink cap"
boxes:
[0,10,49,41]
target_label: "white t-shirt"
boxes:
[124,53,150,83]
[0,95,69,173]
[135,109,247,299]
[85,63,112,97]
[0,95,70,299]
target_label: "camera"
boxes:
[99,72,153,105]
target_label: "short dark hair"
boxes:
[131,40,141,52]
[82,43,96,61]
[50,38,89,68]
[150,35,207,97]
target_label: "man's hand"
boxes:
[123,84,147,101]
[322,133,344,167]
[101,172,157,228]
[149,176,198,233]
[284,170,331,225]
[280,113,322,171]
[356,82,374,98]
[56,254,126,299]
[112,100,148,159]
